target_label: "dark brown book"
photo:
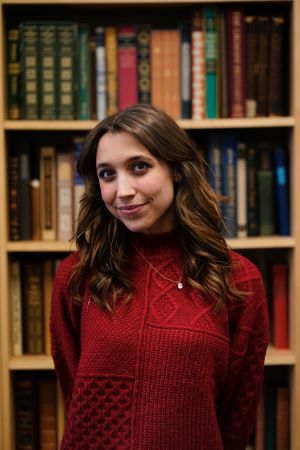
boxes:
[7,28,21,120]
[268,16,285,116]
[89,34,97,120]
[8,153,21,241]
[14,373,38,450]
[22,261,44,354]
[256,16,269,116]
[227,8,246,118]
[137,24,151,105]
[245,16,258,117]
[276,386,290,450]
[39,377,58,450]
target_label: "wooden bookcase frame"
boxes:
[0,0,300,448]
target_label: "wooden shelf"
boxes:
[6,241,75,252]
[4,116,295,131]
[265,346,296,366]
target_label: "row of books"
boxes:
[7,8,286,121]
[10,257,61,356]
[8,133,289,242]
[208,135,289,238]
[14,372,64,450]
[10,255,288,356]
[8,136,84,242]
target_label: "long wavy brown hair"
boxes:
[69,104,243,312]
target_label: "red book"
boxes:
[272,263,289,349]
[117,26,138,110]
[227,8,246,118]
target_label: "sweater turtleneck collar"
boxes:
[129,228,183,259]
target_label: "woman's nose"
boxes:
[116,174,136,198]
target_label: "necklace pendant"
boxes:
[177,282,183,289]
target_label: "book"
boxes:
[180,23,192,118]
[105,26,118,116]
[265,383,276,450]
[57,22,77,120]
[39,377,58,449]
[89,34,97,120]
[77,24,90,120]
[256,17,269,116]
[73,136,85,226]
[40,146,57,241]
[8,152,21,241]
[22,261,44,354]
[7,28,21,120]
[257,143,275,235]
[272,263,289,349]
[39,23,57,120]
[117,26,138,110]
[14,373,38,450]
[268,17,284,116]
[227,8,246,118]
[30,179,41,240]
[19,142,32,240]
[163,30,181,118]
[19,22,39,119]
[221,134,237,237]
[204,6,218,118]
[246,142,258,236]
[236,141,247,237]
[208,134,222,197]
[191,9,205,120]
[245,16,258,117]
[218,9,228,118]
[274,147,289,235]
[276,386,290,450]
[56,150,74,241]
[137,24,151,105]
[95,26,106,120]
[43,259,53,355]
[10,260,23,356]
[151,30,163,112]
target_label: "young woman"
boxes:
[50,104,269,450]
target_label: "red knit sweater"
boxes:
[50,231,269,450]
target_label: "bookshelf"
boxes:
[0,0,300,449]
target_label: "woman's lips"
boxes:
[116,203,148,216]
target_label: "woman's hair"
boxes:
[69,104,243,311]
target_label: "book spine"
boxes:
[56,151,74,241]
[57,23,76,119]
[236,141,247,237]
[208,134,222,196]
[137,25,151,105]
[245,16,258,117]
[180,23,191,118]
[191,10,205,120]
[105,26,118,116]
[40,147,57,241]
[150,30,163,110]
[43,259,53,355]
[95,26,107,120]
[19,144,32,240]
[14,374,38,450]
[274,147,289,235]
[164,30,180,119]
[20,22,39,119]
[221,134,237,237]
[30,179,41,240]
[73,136,85,226]
[272,263,289,349]
[276,386,290,450]
[218,9,228,118]
[8,153,21,240]
[246,143,258,236]
[118,26,138,110]
[257,144,275,235]
[39,377,58,450]
[7,28,21,119]
[204,6,218,118]
[10,260,23,356]
[268,16,284,116]
[227,9,246,118]
[77,24,90,120]
[89,35,97,120]
[39,24,57,120]
[23,261,44,354]
[256,17,269,116]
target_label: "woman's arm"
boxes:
[50,254,82,410]
[218,255,269,450]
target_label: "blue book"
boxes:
[274,147,290,235]
[221,134,237,237]
[204,6,218,118]
[208,134,222,196]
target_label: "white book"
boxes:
[95,26,107,120]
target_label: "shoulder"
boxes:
[55,252,79,282]
[229,250,263,285]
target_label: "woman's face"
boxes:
[96,131,176,234]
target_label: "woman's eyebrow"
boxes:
[96,155,154,170]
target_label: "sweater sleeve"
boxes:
[218,254,269,450]
[50,254,82,410]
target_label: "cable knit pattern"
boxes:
[50,231,269,450]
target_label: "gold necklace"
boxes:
[132,244,184,289]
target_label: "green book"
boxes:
[7,28,21,120]
[77,24,90,120]
[39,23,57,120]
[204,6,218,118]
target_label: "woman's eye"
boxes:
[98,169,115,180]
[132,162,150,173]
